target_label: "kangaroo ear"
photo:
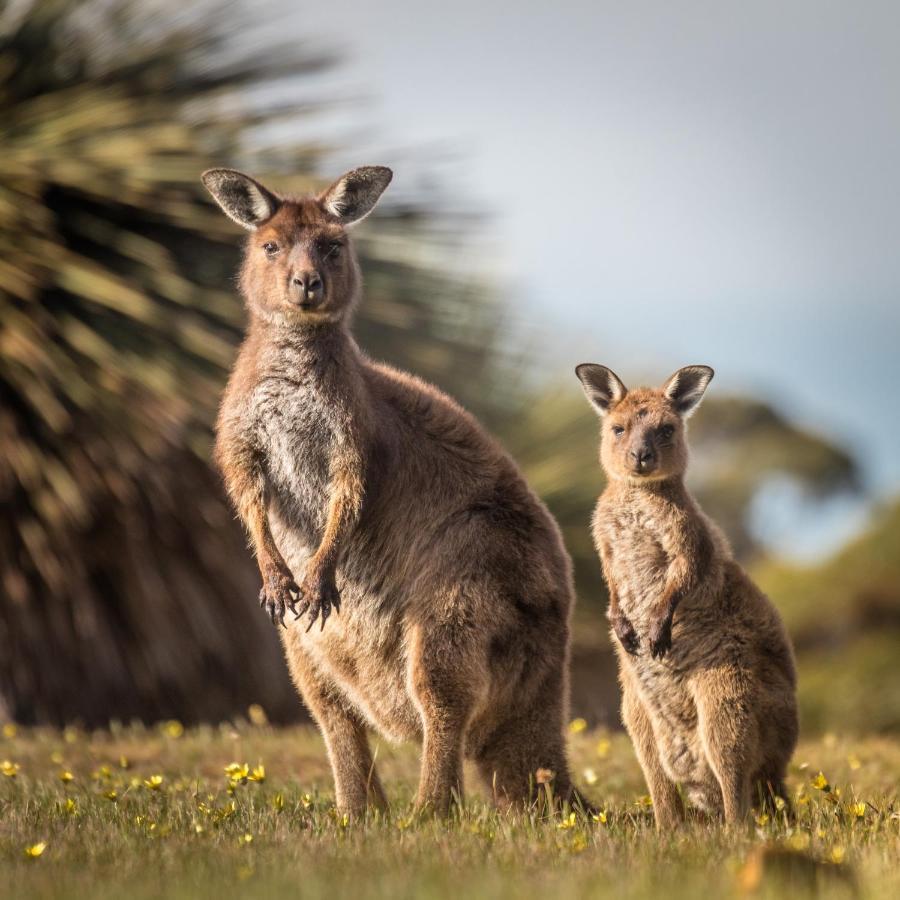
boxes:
[662,365,714,417]
[201,168,280,231]
[320,166,393,226]
[575,364,628,416]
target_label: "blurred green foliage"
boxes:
[755,501,900,734]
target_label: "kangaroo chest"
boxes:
[601,504,670,630]
[251,374,341,542]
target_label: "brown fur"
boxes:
[576,363,798,828]
[204,166,585,815]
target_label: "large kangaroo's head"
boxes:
[575,364,714,483]
[202,166,392,325]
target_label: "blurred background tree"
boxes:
[0,0,887,733]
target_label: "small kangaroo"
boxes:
[575,363,798,828]
[203,165,584,815]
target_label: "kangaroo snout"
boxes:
[290,270,324,305]
[629,444,656,471]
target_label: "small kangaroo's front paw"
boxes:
[648,615,673,659]
[294,567,341,632]
[611,614,640,655]
[259,564,300,628]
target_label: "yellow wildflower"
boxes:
[119,756,130,769]
[582,768,598,786]
[162,720,184,739]
[24,842,47,859]
[58,770,74,784]
[568,718,588,735]
[62,798,77,815]
[755,813,769,826]
[216,800,237,821]
[557,812,577,830]
[592,810,608,825]
[50,751,64,765]
[570,833,588,852]
[248,764,266,783]
[811,772,830,791]
[143,774,164,791]
[2,723,16,739]
[225,762,250,783]
[787,831,810,851]
[847,753,862,771]
[105,790,118,802]
[830,846,846,864]
[271,793,284,812]
[850,802,867,819]
[1,759,19,777]
[248,704,268,727]
[596,738,611,758]
[301,793,313,809]
[636,795,653,808]
[238,833,253,846]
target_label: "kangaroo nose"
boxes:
[629,447,656,465]
[291,270,323,302]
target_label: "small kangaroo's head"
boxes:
[202,166,392,325]
[575,363,714,483]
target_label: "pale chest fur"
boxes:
[596,489,721,795]
[593,494,672,632]
[251,373,337,544]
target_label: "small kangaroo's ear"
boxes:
[662,365,714,417]
[201,168,280,231]
[319,166,393,226]
[575,364,628,416]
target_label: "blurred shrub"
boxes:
[755,501,900,733]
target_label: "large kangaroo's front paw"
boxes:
[648,614,674,659]
[294,565,341,632]
[259,562,301,628]
[611,613,640,655]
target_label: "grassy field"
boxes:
[1,721,898,900]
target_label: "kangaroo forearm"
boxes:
[221,451,288,575]
[309,466,364,574]
[243,491,287,571]
[654,556,694,620]
[598,541,622,617]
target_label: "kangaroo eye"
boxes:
[326,241,342,258]
[612,425,625,436]
[262,241,279,256]
[660,425,675,438]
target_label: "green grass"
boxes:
[1,723,898,900]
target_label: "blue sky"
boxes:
[275,1,900,521]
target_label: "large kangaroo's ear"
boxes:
[201,168,280,231]
[320,166,393,226]
[575,364,628,416]
[662,365,714,417]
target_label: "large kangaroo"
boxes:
[576,363,798,828]
[203,166,583,815]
